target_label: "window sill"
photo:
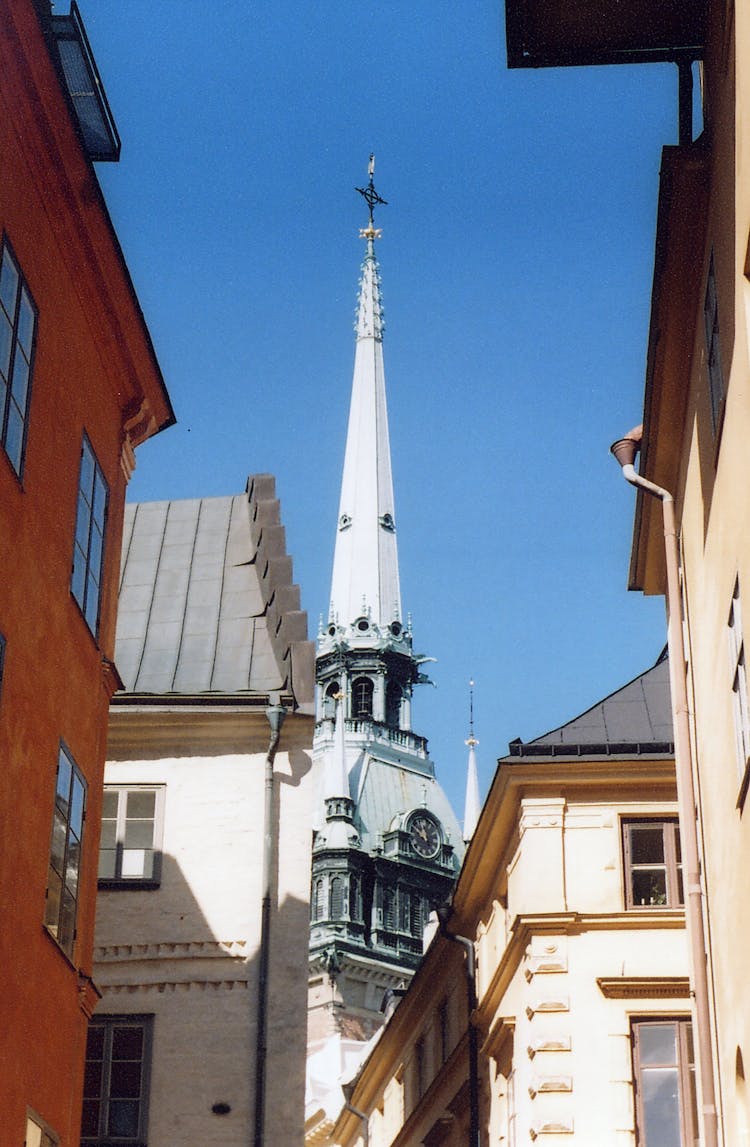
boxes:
[98,879,161,891]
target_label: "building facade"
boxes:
[89,476,315,1146]
[308,168,464,1063]
[0,3,173,1144]
[331,657,694,1147]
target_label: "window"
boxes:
[622,819,683,908]
[728,579,750,786]
[98,787,164,886]
[25,1112,58,1147]
[386,680,402,727]
[81,1015,152,1145]
[71,435,108,636]
[632,1018,697,1146]
[704,252,725,434]
[330,875,344,918]
[352,677,373,719]
[45,744,86,958]
[0,238,37,477]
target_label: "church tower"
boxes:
[308,161,463,1046]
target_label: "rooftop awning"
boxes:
[505,0,706,69]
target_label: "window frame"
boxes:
[44,742,87,959]
[631,1016,696,1147]
[97,786,165,889]
[351,676,374,719]
[0,236,38,479]
[622,818,684,910]
[81,1014,153,1147]
[71,433,109,639]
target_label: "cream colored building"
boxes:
[329,657,695,1146]
[87,475,315,1146]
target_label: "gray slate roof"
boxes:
[114,475,314,708]
[507,651,673,759]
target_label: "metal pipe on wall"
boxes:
[253,702,287,1147]
[611,429,719,1147]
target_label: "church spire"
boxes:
[327,156,402,634]
[463,679,481,842]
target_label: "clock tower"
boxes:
[308,161,463,1049]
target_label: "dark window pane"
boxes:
[0,311,12,378]
[124,820,154,849]
[107,1099,139,1137]
[75,491,92,553]
[79,443,95,502]
[109,1059,142,1098]
[102,789,119,818]
[630,826,665,865]
[0,250,19,317]
[80,1099,100,1137]
[632,869,668,906]
[17,289,34,354]
[66,832,81,894]
[71,544,86,605]
[85,572,100,629]
[70,773,86,837]
[127,791,156,819]
[83,1058,103,1096]
[44,869,62,932]
[86,1024,105,1059]
[93,471,107,526]
[4,404,23,471]
[11,349,29,409]
[112,1026,144,1059]
[57,749,73,804]
[99,818,117,849]
[50,809,67,874]
[58,888,77,953]
[98,848,116,879]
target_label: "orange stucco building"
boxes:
[0,2,173,1143]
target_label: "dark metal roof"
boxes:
[114,475,314,708]
[507,652,673,759]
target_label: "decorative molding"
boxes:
[100,978,249,995]
[95,939,248,962]
[530,1118,574,1139]
[526,997,570,1019]
[527,1036,572,1059]
[525,939,568,979]
[519,798,566,834]
[529,1076,573,1099]
[597,976,690,999]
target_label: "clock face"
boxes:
[408,813,441,860]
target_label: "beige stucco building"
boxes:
[328,657,695,1146]
[88,475,315,1146]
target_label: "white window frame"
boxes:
[98,786,165,888]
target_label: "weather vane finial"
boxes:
[356,153,387,241]
[466,678,479,748]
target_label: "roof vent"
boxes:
[50,3,121,161]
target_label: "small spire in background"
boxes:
[463,678,481,842]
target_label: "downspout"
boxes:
[436,906,480,1147]
[253,702,287,1147]
[611,429,719,1147]
[342,1089,369,1147]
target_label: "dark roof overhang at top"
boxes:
[505,0,706,69]
[504,652,674,762]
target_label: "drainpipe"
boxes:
[435,906,480,1147]
[253,702,287,1147]
[342,1087,369,1147]
[611,428,719,1147]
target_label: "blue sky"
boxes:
[86,2,676,816]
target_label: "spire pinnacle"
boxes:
[356,153,387,241]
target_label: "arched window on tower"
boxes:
[323,681,339,720]
[349,874,360,921]
[330,875,344,918]
[386,680,402,728]
[312,878,325,922]
[352,677,374,719]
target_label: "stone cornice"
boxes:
[95,939,249,962]
[100,978,249,995]
[107,703,313,758]
[597,975,690,999]
[477,910,686,1027]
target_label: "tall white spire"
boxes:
[463,679,481,842]
[328,157,402,632]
